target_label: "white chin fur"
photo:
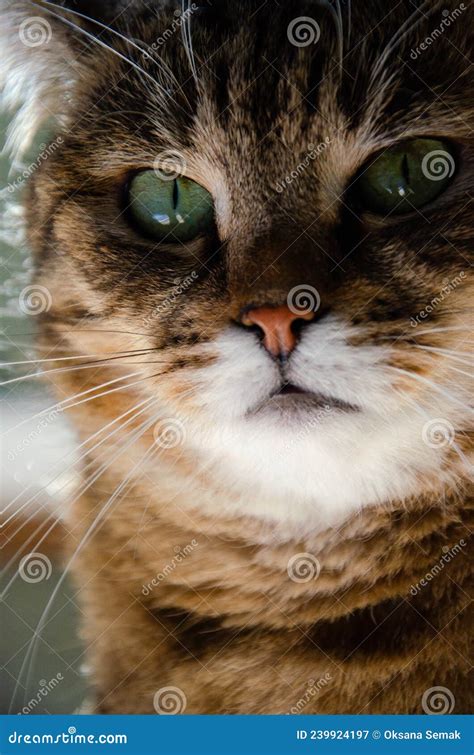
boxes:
[154,317,464,537]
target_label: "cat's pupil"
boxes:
[172,179,179,211]
[401,153,409,186]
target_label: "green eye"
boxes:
[128,171,214,242]
[356,139,456,215]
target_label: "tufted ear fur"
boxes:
[1,1,74,160]
[0,0,132,161]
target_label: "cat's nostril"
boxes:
[290,316,309,338]
[239,303,315,359]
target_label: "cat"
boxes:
[1,0,472,714]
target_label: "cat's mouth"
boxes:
[250,383,357,416]
[276,383,306,396]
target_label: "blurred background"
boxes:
[0,114,88,713]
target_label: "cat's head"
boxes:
[2,0,472,533]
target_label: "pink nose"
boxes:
[241,304,315,358]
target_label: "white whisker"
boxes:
[371,0,442,82]
[0,348,156,368]
[411,344,473,367]
[10,409,163,710]
[1,399,158,598]
[28,0,172,98]
[0,356,157,387]
[2,371,143,436]
[181,0,198,84]
[405,326,471,337]
[2,396,157,530]
[392,387,472,474]
[34,0,190,107]
[441,364,474,380]
[388,365,474,414]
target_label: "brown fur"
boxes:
[71,480,473,713]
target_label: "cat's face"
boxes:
[5,0,472,533]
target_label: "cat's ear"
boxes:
[0,0,94,161]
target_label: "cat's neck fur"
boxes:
[68,426,472,713]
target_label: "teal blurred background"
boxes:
[1,114,88,713]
